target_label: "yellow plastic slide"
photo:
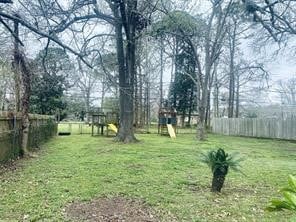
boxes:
[108,124,118,133]
[167,124,176,139]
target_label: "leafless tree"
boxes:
[277,77,296,105]
[186,0,235,140]
[0,0,158,143]
[242,0,296,41]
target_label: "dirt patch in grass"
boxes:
[126,163,144,169]
[0,157,24,175]
[97,148,114,155]
[65,196,160,222]
[0,153,40,176]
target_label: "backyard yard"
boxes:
[0,133,295,221]
[2,0,296,221]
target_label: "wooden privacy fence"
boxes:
[0,112,57,163]
[211,117,296,140]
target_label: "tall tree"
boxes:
[11,18,21,112]
[109,0,138,142]
[277,77,296,105]
[169,40,196,126]
[30,72,67,115]
[12,19,31,155]
[225,3,247,118]
[30,47,70,115]
[152,9,203,132]
[0,0,154,143]
[175,1,234,140]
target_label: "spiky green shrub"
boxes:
[267,175,296,212]
[200,148,244,192]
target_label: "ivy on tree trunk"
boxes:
[13,17,31,155]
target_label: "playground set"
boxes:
[91,110,119,136]
[58,105,198,139]
[92,106,179,138]
[158,107,177,138]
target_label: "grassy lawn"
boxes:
[0,133,295,221]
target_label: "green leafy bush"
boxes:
[267,175,296,212]
[200,148,244,192]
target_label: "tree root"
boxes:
[114,134,139,143]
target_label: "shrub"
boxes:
[266,175,296,212]
[200,148,244,192]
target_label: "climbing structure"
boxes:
[158,107,177,137]
[90,110,119,136]
[91,112,106,136]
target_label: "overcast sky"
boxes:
[20,0,296,106]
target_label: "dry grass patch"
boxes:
[65,196,160,222]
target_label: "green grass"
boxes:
[0,133,295,221]
[58,122,92,134]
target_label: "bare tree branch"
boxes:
[0,11,92,68]
[0,16,24,46]
[0,0,12,3]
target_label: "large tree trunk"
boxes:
[196,9,215,141]
[13,18,31,155]
[195,1,230,140]
[12,19,21,112]
[198,61,211,140]
[113,2,137,143]
[20,55,31,156]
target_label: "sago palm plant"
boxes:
[200,148,244,192]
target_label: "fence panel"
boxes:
[0,112,57,163]
[58,122,92,135]
[212,117,296,140]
